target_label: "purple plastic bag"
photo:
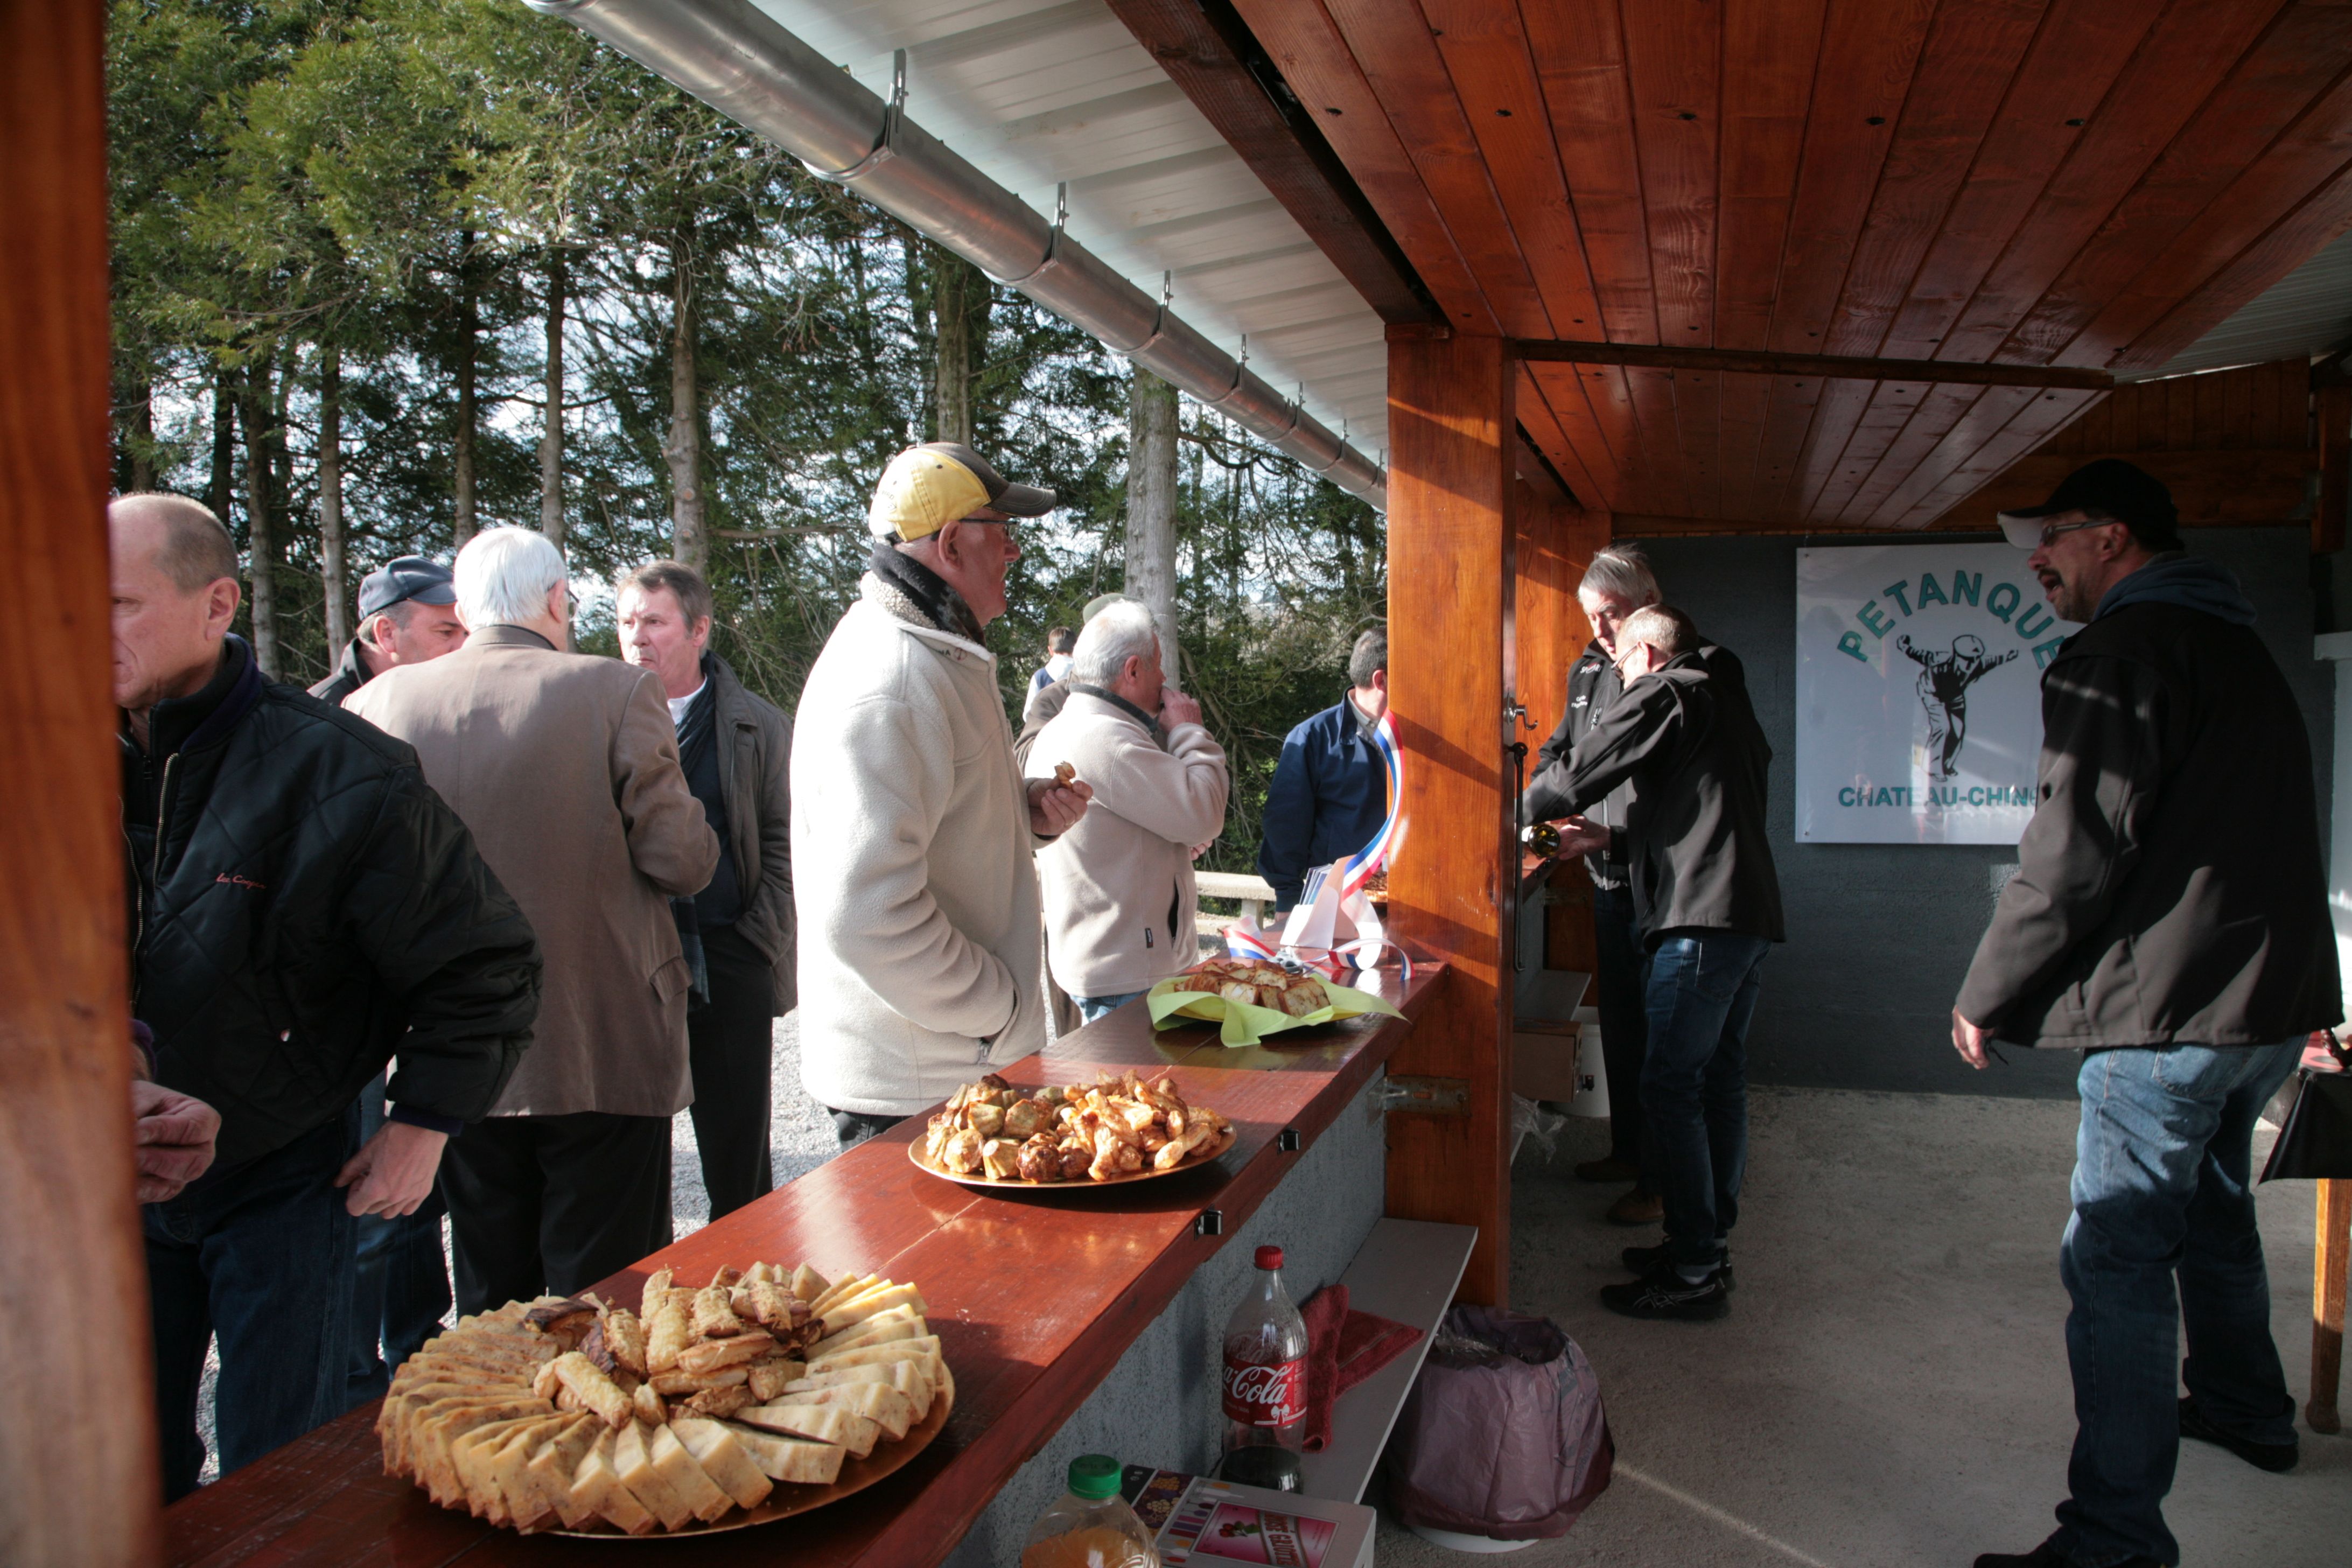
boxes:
[1381,1304,1613,1540]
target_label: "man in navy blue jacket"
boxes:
[1258,628,1388,910]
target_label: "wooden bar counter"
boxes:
[162,965,1441,1568]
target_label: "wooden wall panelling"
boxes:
[1520,0,1658,345]
[1879,0,2156,358]
[1384,327,1514,1306]
[2316,382,2349,554]
[2038,1,2352,368]
[1941,0,2288,363]
[1319,0,1549,336]
[1763,0,1936,353]
[0,3,161,1564]
[1938,449,2318,531]
[1820,0,2043,360]
[1228,0,1498,333]
[1512,490,1604,745]
[1892,387,2104,529]
[1422,3,1603,340]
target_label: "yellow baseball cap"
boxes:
[867,442,1056,541]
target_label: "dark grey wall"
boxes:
[1624,527,2330,1099]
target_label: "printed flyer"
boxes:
[1795,543,2077,844]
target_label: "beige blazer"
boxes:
[347,624,719,1118]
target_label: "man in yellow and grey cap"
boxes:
[789,442,1091,1144]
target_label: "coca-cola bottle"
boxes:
[1219,1244,1309,1492]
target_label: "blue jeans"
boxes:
[1075,990,1146,1024]
[342,1076,451,1408]
[1592,884,1652,1180]
[144,1103,360,1500]
[1640,931,1769,1269]
[2049,1041,2300,1567]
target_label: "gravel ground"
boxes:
[197,1011,836,1483]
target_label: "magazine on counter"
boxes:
[1119,1467,1375,1568]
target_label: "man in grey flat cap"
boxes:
[311,555,467,706]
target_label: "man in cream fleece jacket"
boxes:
[792,443,1091,1142]
[1025,601,1231,1021]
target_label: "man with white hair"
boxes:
[348,526,718,1310]
[793,442,1091,1142]
[1533,544,1664,1224]
[1025,601,1230,1020]
[113,494,538,1497]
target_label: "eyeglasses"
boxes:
[2034,517,2112,550]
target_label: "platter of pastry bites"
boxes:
[911,1070,1235,1186]
[377,1262,951,1536]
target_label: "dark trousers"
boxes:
[144,1105,360,1501]
[687,923,777,1221]
[2050,1041,2301,1567]
[1640,931,1769,1269]
[438,1111,674,1317]
[1591,883,1651,1183]
[343,1075,451,1406]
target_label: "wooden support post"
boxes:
[1513,495,1612,974]
[2312,1178,2351,1434]
[2315,384,2349,556]
[0,2,162,1561]
[1384,327,1515,1305]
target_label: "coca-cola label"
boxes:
[1223,1357,1306,1426]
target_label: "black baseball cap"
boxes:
[358,556,458,619]
[1997,458,2181,551]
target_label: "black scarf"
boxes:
[1066,681,1160,736]
[869,541,986,645]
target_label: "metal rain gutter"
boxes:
[524,0,1387,510]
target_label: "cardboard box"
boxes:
[1513,1019,1582,1102]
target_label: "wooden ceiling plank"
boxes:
[1821,0,2047,359]
[1878,0,2160,360]
[1714,370,1777,519]
[1891,387,2105,528]
[1938,447,2317,528]
[2009,3,2352,367]
[1839,382,1986,523]
[1716,0,1829,352]
[1100,0,1435,323]
[1675,369,1728,520]
[1782,379,1878,520]
[2108,155,2352,372]
[1517,362,1614,508]
[1752,373,1832,521]
[1625,365,1696,517]
[1619,0,1723,346]
[1520,0,1661,345]
[1229,0,1500,334]
[1861,383,2047,524]
[1761,0,1939,354]
[1317,0,1553,336]
[1810,377,1934,522]
[1550,360,1649,512]
[1422,4,1610,341]
[1936,0,2292,364]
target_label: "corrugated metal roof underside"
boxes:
[2143,227,2352,381]
[755,0,1392,464]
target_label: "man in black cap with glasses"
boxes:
[1956,459,2337,1568]
[309,553,472,1406]
[311,555,468,706]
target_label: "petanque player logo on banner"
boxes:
[1796,544,2078,845]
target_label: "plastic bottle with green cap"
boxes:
[1018,1454,1159,1567]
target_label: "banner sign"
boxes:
[1795,544,2078,844]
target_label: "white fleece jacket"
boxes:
[790,587,1046,1116]
[1025,690,1230,997]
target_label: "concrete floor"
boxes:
[1371,1087,2349,1568]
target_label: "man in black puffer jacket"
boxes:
[1957,461,2339,1568]
[111,495,540,1500]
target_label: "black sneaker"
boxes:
[1974,1544,2161,1568]
[1599,1261,1729,1321]
[1621,1242,1735,1291]
[2179,1395,2298,1473]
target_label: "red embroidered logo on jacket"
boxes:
[214,873,267,891]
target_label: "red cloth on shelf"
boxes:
[1301,1283,1425,1452]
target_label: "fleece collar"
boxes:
[2094,551,2258,627]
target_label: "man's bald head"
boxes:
[110,492,242,727]
[111,492,237,591]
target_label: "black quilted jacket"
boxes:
[123,637,541,1169]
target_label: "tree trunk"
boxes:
[934,247,976,446]
[453,230,478,545]
[538,254,565,552]
[1125,365,1181,681]
[664,233,706,573]
[118,364,154,492]
[318,341,349,654]
[209,368,235,521]
[239,361,279,680]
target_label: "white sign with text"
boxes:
[1795,544,2077,844]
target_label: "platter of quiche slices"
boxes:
[377,1262,949,1536]
[910,1070,1235,1187]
